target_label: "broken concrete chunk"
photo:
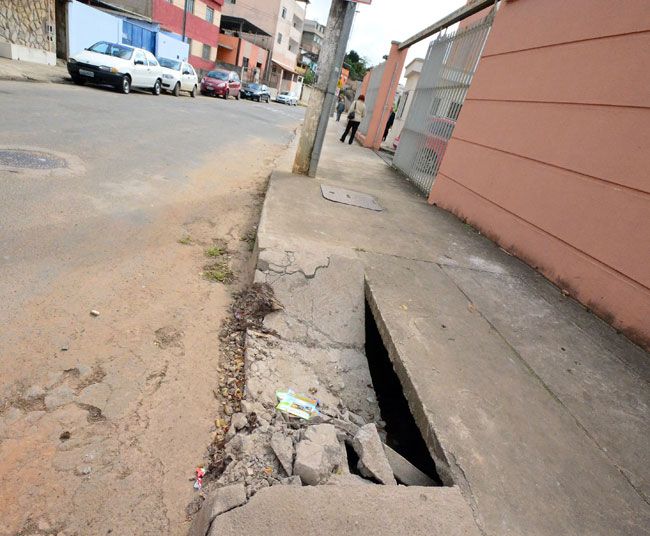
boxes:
[326,473,376,486]
[188,483,247,536]
[352,424,396,485]
[383,444,435,487]
[271,432,294,476]
[230,413,248,431]
[293,424,343,486]
[44,385,75,411]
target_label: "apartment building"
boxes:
[110,0,224,73]
[299,19,325,73]
[222,0,307,92]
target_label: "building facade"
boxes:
[299,19,324,73]
[0,0,57,65]
[110,0,223,73]
[221,0,306,92]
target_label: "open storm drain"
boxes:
[0,149,68,170]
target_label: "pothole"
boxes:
[365,299,445,485]
[0,149,68,170]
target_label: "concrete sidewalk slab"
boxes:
[209,485,481,536]
[250,120,650,535]
[0,57,69,83]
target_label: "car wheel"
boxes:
[235,91,240,100]
[173,82,181,97]
[224,90,229,100]
[152,79,161,96]
[120,75,131,94]
[191,85,197,98]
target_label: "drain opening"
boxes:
[364,299,444,486]
[0,149,67,170]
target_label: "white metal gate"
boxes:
[358,61,386,136]
[393,10,495,195]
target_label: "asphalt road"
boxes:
[0,81,303,327]
[0,80,304,535]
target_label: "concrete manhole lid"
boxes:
[0,149,68,170]
[321,185,383,211]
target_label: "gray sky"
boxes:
[305,0,466,68]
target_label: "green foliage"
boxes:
[304,67,316,85]
[344,50,369,81]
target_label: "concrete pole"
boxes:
[293,0,356,177]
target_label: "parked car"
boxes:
[158,57,198,97]
[200,70,241,99]
[276,91,298,106]
[240,83,271,102]
[67,41,163,95]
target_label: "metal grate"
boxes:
[393,10,494,196]
[358,61,386,136]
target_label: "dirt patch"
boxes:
[0,137,292,536]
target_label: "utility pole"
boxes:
[182,0,188,41]
[293,0,356,177]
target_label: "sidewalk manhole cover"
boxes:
[321,185,383,211]
[0,149,67,170]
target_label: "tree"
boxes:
[344,50,369,81]
[304,67,316,85]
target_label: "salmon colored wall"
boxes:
[429,0,650,349]
[217,34,238,64]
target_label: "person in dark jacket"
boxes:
[383,109,396,141]
[336,97,346,122]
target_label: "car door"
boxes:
[181,63,194,91]
[132,50,148,87]
[145,52,160,86]
[230,72,241,96]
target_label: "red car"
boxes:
[200,69,241,99]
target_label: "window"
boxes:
[242,57,249,68]
[277,33,283,44]
[206,6,214,23]
[430,97,441,116]
[145,53,159,66]
[281,7,287,19]
[134,50,146,64]
[185,0,194,13]
[226,0,236,3]
[202,44,211,60]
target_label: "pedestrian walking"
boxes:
[340,95,366,145]
[336,97,346,122]
[383,109,396,141]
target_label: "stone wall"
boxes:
[0,0,56,53]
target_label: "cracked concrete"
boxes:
[241,121,650,535]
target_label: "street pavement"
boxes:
[0,80,303,535]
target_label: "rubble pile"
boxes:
[190,283,436,536]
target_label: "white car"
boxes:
[67,41,163,95]
[276,91,298,106]
[158,57,199,97]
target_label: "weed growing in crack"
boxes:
[203,260,234,284]
[178,235,193,245]
[205,246,226,258]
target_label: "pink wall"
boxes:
[429,0,650,349]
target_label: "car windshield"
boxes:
[280,92,291,96]
[247,84,260,90]
[158,57,181,70]
[88,41,133,60]
[207,71,229,80]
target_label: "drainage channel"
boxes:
[364,299,445,486]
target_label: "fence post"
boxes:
[358,41,409,150]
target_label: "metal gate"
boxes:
[393,10,495,195]
[358,61,386,136]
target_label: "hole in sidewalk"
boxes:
[364,300,444,486]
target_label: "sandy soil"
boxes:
[0,137,290,536]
